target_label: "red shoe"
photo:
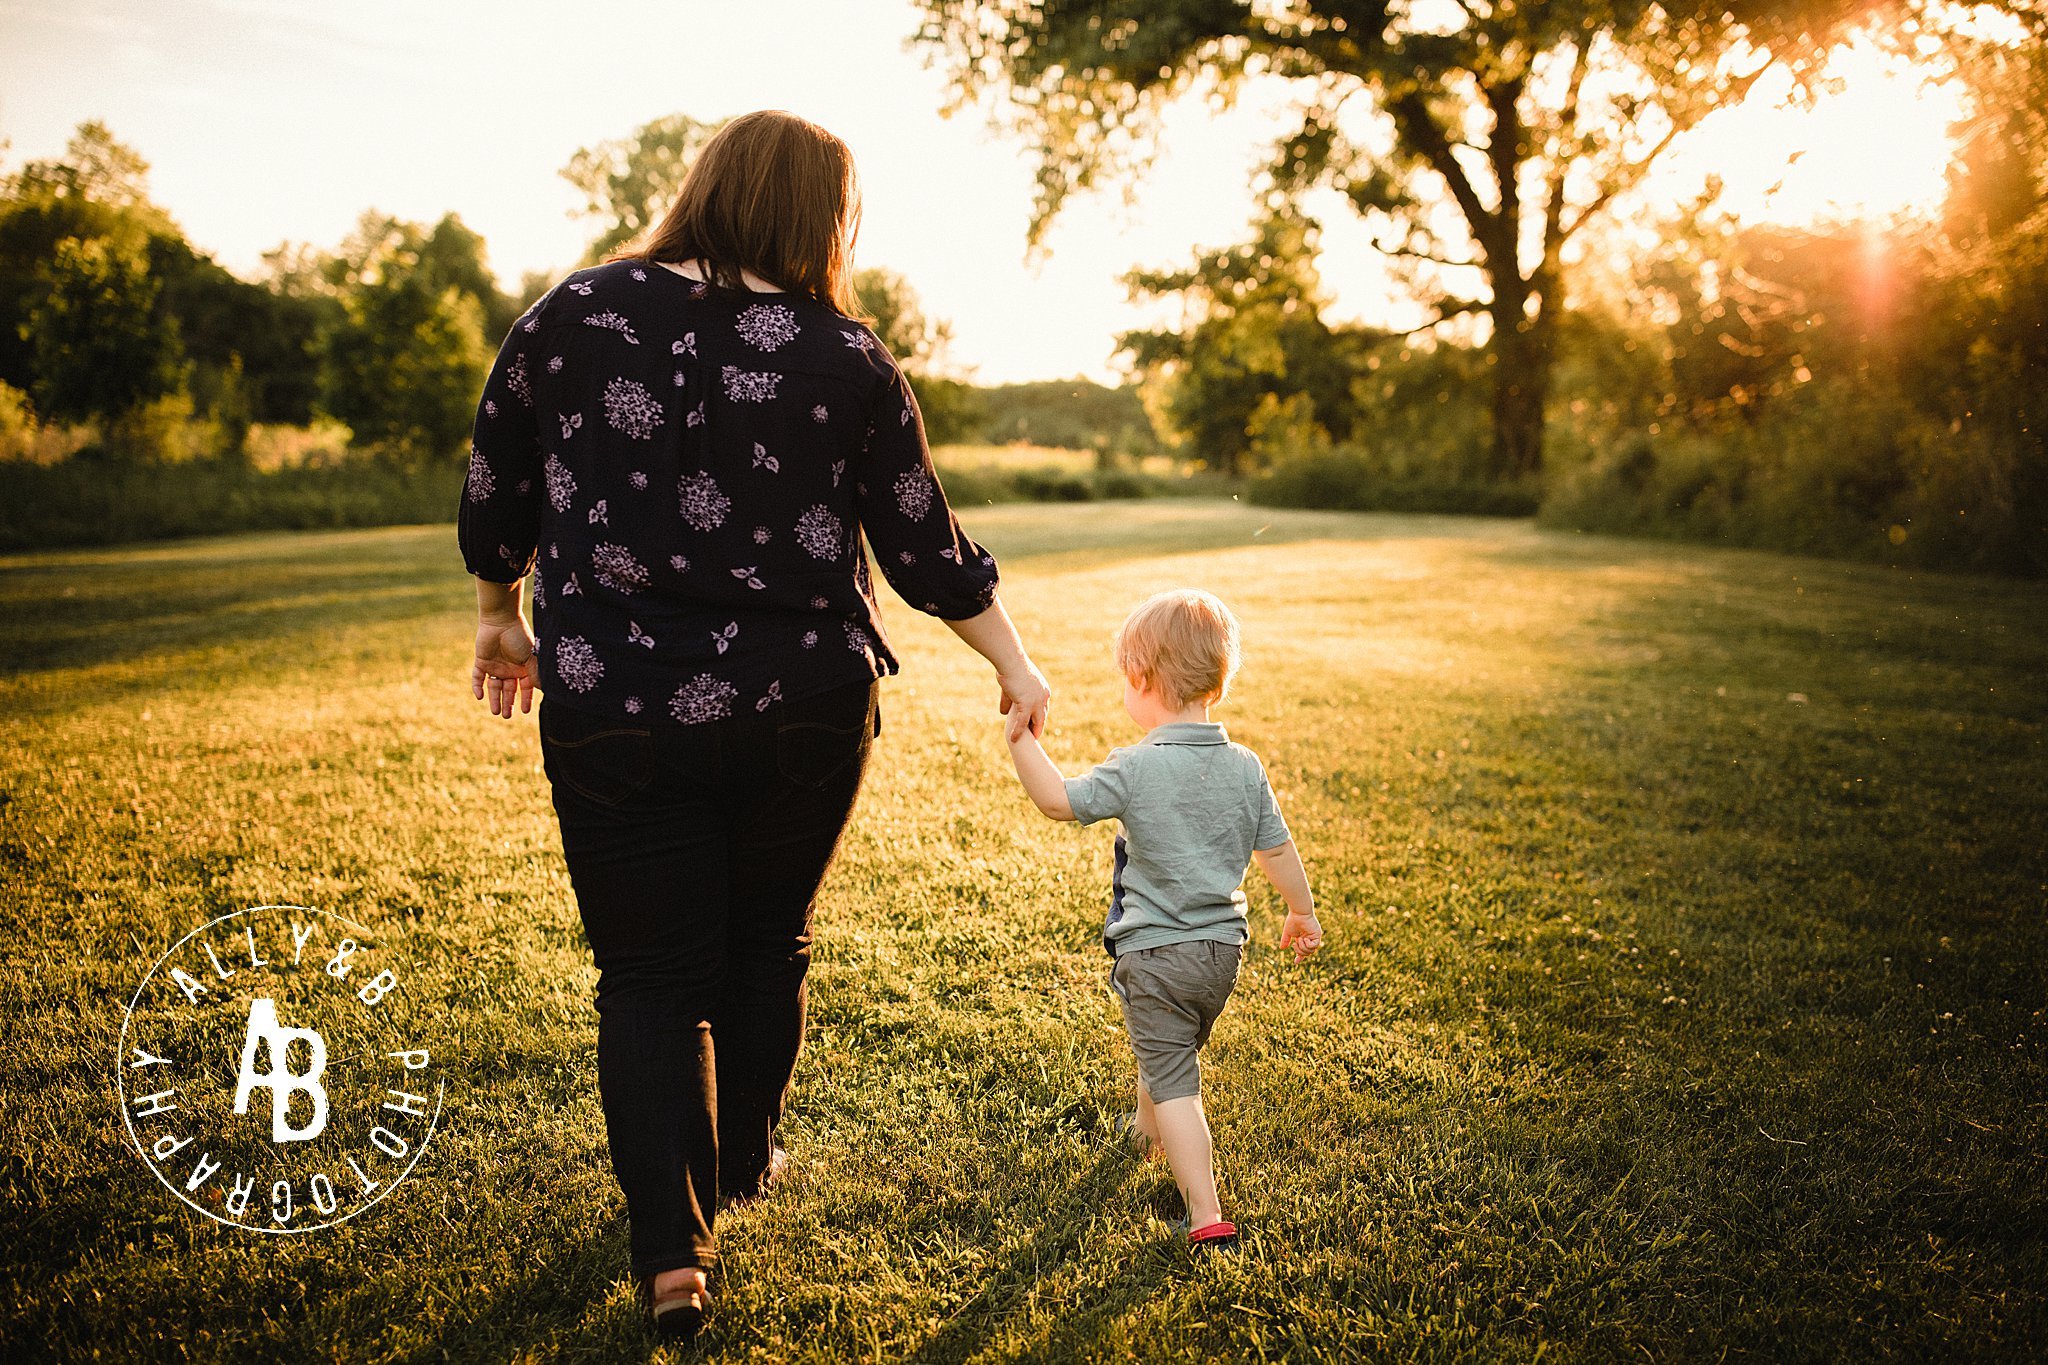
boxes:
[1188,1220,1238,1250]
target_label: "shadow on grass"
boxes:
[900,1145,1180,1365]
[0,506,1537,686]
[389,1220,640,1365]
[0,525,462,680]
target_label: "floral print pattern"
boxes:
[795,504,844,561]
[603,378,664,439]
[544,454,576,513]
[721,366,779,403]
[465,446,494,503]
[670,673,737,724]
[894,468,934,521]
[555,636,603,692]
[592,542,648,594]
[678,471,730,531]
[505,353,532,407]
[584,310,641,344]
[735,303,800,351]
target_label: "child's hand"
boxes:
[1280,910,1324,963]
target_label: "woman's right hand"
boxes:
[939,597,1051,742]
[998,661,1051,742]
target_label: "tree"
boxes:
[854,265,985,443]
[320,212,490,461]
[563,114,725,261]
[912,0,1923,480]
[1120,208,1377,472]
[1917,9,2048,569]
[857,265,955,368]
[25,235,181,429]
[0,121,175,396]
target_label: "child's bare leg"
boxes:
[1150,1094,1223,1228]
[1134,1079,1161,1148]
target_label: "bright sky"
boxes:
[0,1,1969,384]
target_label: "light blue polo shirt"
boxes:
[1063,721,1292,956]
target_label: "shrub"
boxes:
[1539,380,2046,575]
[1249,444,1539,517]
[937,450,1220,509]
[0,455,457,552]
[0,382,93,465]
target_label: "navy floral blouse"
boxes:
[458,259,1000,725]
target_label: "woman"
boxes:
[457,110,1050,1339]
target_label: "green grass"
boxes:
[2,502,2044,1362]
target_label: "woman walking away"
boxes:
[456,110,1051,1340]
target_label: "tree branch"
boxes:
[1484,73,1526,250]
[1390,90,1494,240]
[1373,236,1479,269]
[1541,37,1590,270]
[1558,51,1776,244]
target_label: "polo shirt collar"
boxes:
[1145,721,1229,746]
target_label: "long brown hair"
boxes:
[621,110,867,319]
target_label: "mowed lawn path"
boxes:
[2,503,2044,1362]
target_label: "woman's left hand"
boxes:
[472,613,538,718]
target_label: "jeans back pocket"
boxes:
[774,717,869,789]
[540,700,656,809]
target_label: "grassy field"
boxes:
[2,502,2044,1362]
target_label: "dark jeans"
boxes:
[540,677,877,1275]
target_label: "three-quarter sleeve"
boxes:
[457,311,546,584]
[852,360,1000,619]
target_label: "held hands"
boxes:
[998,660,1052,743]
[1280,910,1325,964]
[471,612,538,718]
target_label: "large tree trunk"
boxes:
[1486,273,1551,483]
[1476,78,1550,486]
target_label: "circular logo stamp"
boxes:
[117,905,443,1233]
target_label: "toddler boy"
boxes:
[1005,588,1322,1248]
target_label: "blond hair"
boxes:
[1114,589,1242,708]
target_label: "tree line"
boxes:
[0,120,1004,469]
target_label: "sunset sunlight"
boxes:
[1654,35,1968,225]
[2,2,2043,1360]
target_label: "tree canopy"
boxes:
[562,114,726,263]
[911,0,1947,478]
[317,212,498,461]
[1120,208,1378,472]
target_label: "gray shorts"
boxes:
[1109,939,1243,1103]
